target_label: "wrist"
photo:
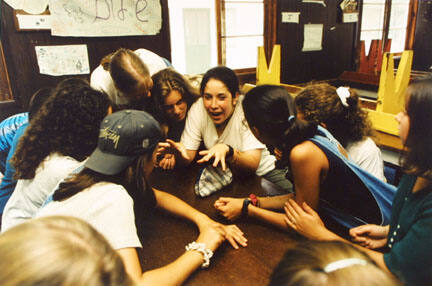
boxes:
[242,199,252,217]
[226,144,234,159]
[185,241,213,269]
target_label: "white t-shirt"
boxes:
[181,96,276,176]
[346,137,386,181]
[90,48,169,106]
[1,153,84,231]
[36,182,141,250]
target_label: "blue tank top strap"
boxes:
[309,126,396,228]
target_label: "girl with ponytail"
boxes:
[215,85,395,237]
[295,83,385,181]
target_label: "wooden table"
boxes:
[140,165,303,286]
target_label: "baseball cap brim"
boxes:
[84,148,137,175]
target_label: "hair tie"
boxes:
[288,115,295,123]
[336,86,350,107]
[323,258,368,273]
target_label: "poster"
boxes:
[302,24,323,52]
[35,45,90,76]
[49,0,162,37]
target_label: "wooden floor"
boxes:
[142,165,303,285]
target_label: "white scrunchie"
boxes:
[336,86,350,107]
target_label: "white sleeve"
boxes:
[181,99,204,150]
[90,65,108,93]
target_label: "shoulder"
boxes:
[134,49,168,75]
[290,141,327,166]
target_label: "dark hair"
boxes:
[200,66,239,98]
[402,75,432,179]
[150,68,198,124]
[105,48,151,96]
[295,83,374,147]
[243,85,317,157]
[27,88,53,120]
[270,241,400,286]
[12,82,110,180]
[53,153,157,225]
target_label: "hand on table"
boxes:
[197,144,230,171]
[198,221,247,250]
[349,224,389,249]
[284,199,330,240]
[214,197,243,221]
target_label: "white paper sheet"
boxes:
[49,0,162,37]
[35,45,90,76]
[281,12,300,24]
[4,0,49,14]
[302,24,323,52]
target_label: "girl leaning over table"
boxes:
[35,110,247,286]
[156,66,292,193]
[283,76,432,285]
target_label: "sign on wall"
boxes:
[49,0,162,37]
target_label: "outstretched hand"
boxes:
[349,224,389,249]
[198,221,247,250]
[214,197,244,221]
[197,144,230,171]
[283,199,330,240]
[155,139,190,168]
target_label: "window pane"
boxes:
[388,28,407,53]
[389,3,409,29]
[361,3,385,31]
[225,36,263,69]
[225,3,263,36]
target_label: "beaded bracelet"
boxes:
[185,241,213,268]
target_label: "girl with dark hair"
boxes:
[295,83,385,180]
[2,80,111,230]
[215,85,394,235]
[35,110,246,285]
[91,48,170,111]
[157,67,292,192]
[282,76,432,285]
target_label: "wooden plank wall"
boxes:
[0,0,171,121]
[277,1,359,84]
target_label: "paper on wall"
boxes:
[35,45,90,76]
[49,0,162,37]
[281,12,300,24]
[302,24,323,52]
[4,0,49,14]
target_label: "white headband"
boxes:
[336,86,350,107]
[323,258,368,273]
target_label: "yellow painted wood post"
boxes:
[256,45,281,85]
[368,50,413,135]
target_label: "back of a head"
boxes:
[0,216,133,286]
[110,48,150,95]
[200,66,239,97]
[27,87,53,120]
[270,241,400,286]
[12,82,110,179]
[294,83,372,147]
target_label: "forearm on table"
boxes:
[247,205,289,230]
[140,250,204,286]
[227,148,260,173]
[257,194,294,210]
[154,189,210,227]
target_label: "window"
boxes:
[360,0,415,54]
[168,0,271,74]
[217,0,264,69]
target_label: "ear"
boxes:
[320,122,327,129]
[232,92,240,106]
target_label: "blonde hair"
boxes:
[270,241,400,286]
[0,216,134,286]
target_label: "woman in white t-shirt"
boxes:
[36,110,247,285]
[1,79,110,231]
[157,66,292,192]
[294,83,386,181]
